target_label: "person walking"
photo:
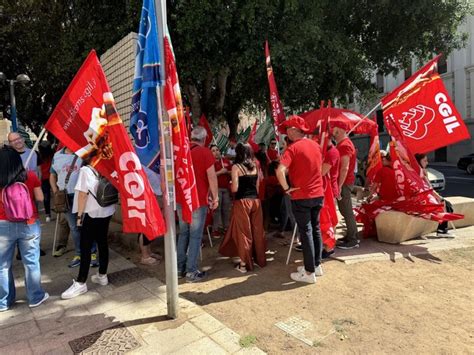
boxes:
[177,126,218,282]
[61,162,116,299]
[332,122,359,249]
[210,144,232,238]
[219,143,266,272]
[276,116,324,284]
[0,147,48,311]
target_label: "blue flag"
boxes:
[130,0,163,173]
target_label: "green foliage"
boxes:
[1,0,470,134]
[239,334,257,348]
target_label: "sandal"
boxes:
[151,253,162,260]
[140,257,158,265]
[234,264,247,274]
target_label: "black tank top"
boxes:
[235,164,258,200]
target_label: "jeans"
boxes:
[292,197,324,273]
[0,220,46,309]
[336,185,358,242]
[177,205,207,274]
[77,214,111,283]
[213,188,231,231]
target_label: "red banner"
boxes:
[265,41,286,137]
[248,120,259,152]
[45,50,166,238]
[164,37,199,224]
[382,55,470,154]
[198,114,213,147]
[365,127,382,184]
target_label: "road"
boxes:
[430,164,474,198]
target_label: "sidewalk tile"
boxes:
[85,284,154,314]
[171,337,228,355]
[138,277,167,297]
[189,313,226,335]
[210,328,242,353]
[141,321,206,353]
[104,296,167,323]
[0,340,33,355]
[34,305,91,333]
[0,306,34,330]
[0,319,41,347]
[234,347,267,354]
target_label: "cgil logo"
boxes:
[434,93,461,134]
[119,152,146,226]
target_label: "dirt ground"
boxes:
[113,229,474,354]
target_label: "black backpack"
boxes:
[88,167,119,207]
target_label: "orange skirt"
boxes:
[218,198,266,270]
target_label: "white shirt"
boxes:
[73,166,116,218]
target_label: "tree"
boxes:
[1,0,470,136]
[168,0,470,136]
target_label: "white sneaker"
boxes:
[61,280,87,299]
[290,270,316,284]
[29,292,49,308]
[45,216,51,223]
[91,273,108,286]
[297,265,323,276]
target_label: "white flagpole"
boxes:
[346,102,382,135]
[25,128,46,169]
[155,0,179,319]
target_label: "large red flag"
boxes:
[163,37,199,224]
[248,120,259,152]
[198,114,213,147]
[382,55,470,154]
[265,41,286,137]
[45,50,166,238]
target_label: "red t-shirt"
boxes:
[215,158,232,189]
[0,171,40,221]
[336,137,356,186]
[191,144,215,208]
[267,148,279,161]
[374,166,400,201]
[324,145,340,197]
[280,138,324,200]
[40,157,52,181]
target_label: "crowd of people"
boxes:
[1,114,454,311]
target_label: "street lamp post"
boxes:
[0,72,31,132]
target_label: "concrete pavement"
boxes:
[0,216,265,354]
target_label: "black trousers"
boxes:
[291,197,324,273]
[41,179,51,215]
[77,214,112,283]
[438,199,454,232]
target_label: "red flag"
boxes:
[184,106,192,138]
[45,50,166,238]
[248,120,259,152]
[265,41,286,137]
[198,114,213,147]
[365,126,383,184]
[318,101,330,160]
[163,37,199,224]
[382,55,470,154]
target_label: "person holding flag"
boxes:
[177,126,218,282]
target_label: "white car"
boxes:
[427,168,445,191]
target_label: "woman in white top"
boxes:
[61,161,116,299]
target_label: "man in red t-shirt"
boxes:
[322,141,340,198]
[177,126,218,283]
[210,144,232,237]
[370,150,400,201]
[332,121,359,249]
[276,115,324,284]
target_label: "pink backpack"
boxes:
[1,182,34,222]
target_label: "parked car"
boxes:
[426,168,445,191]
[457,153,474,174]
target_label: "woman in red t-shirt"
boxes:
[0,147,48,311]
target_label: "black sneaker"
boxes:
[294,244,303,252]
[322,249,335,259]
[186,270,207,283]
[337,240,359,250]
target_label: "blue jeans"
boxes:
[0,220,46,309]
[177,205,207,274]
[292,197,324,273]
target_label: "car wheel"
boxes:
[467,163,474,175]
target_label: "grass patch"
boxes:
[239,335,257,348]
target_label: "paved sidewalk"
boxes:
[0,217,265,354]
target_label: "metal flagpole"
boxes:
[155,0,179,319]
[346,102,382,135]
[24,128,46,169]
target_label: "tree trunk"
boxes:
[215,67,230,118]
[184,81,201,123]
